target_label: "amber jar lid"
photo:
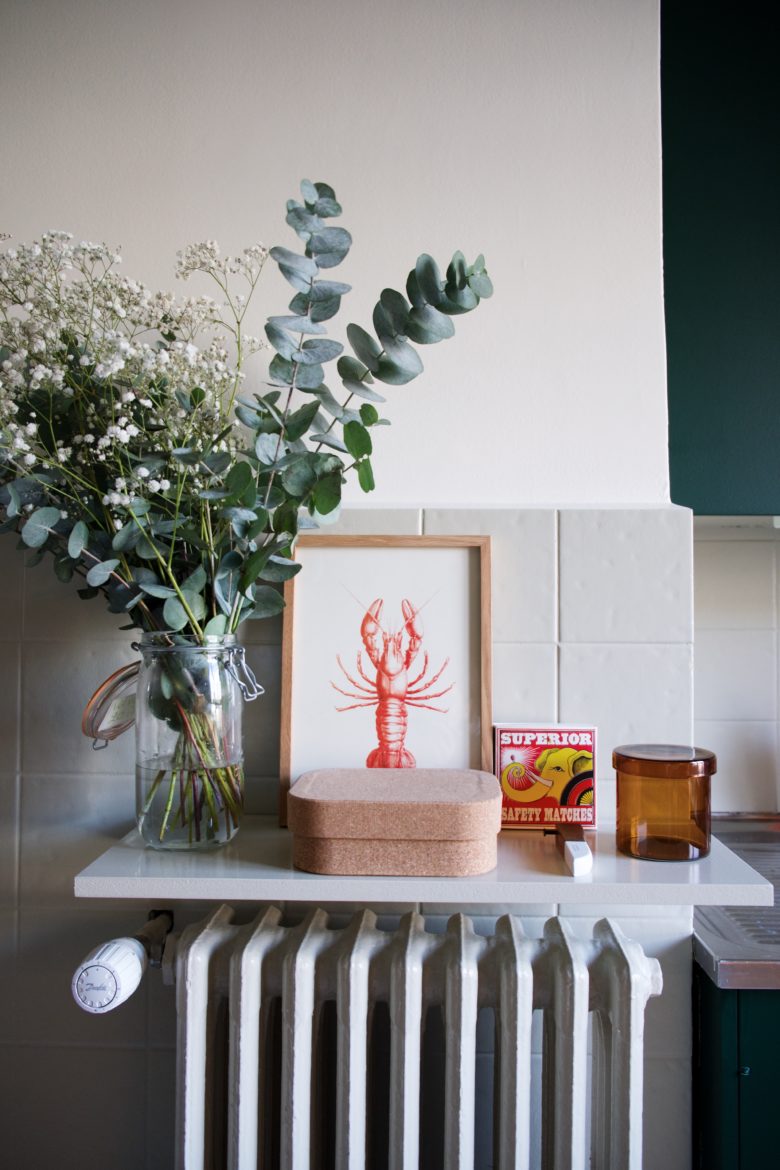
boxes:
[612,744,717,779]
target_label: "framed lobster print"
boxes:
[279,535,492,822]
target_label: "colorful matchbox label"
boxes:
[494,724,596,829]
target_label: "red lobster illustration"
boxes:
[332,598,453,767]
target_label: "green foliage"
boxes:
[0,182,491,642]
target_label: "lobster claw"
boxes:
[361,598,383,639]
[401,598,422,638]
[361,599,385,667]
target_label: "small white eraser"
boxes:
[564,840,593,876]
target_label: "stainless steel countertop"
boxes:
[694,817,780,989]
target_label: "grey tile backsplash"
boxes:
[0,504,696,1166]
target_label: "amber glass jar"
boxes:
[614,744,716,861]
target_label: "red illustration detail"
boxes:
[332,598,453,767]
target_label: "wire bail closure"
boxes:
[226,645,264,702]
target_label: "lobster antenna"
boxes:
[340,583,388,634]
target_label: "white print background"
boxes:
[289,545,481,779]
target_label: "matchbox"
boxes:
[494,724,596,829]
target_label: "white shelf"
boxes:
[74,817,774,906]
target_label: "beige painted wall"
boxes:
[1,0,669,506]
[0,3,680,1166]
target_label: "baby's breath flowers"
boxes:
[0,181,491,646]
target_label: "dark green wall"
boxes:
[663,1,780,514]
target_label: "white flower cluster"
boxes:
[0,229,266,534]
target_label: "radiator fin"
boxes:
[173,908,662,1170]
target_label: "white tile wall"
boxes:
[0,505,695,1168]
[693,523,780,812]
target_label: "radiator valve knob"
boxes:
[72,938,147,1013]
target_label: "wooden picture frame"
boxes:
[279,534,492,823]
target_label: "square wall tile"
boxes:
[20,772,134,907]
[694,629,776,721]
[0,535,24,639]
[423,509,557,642]
[0,642,20,769]
[22,640,137,775]
[11,906,149,1048]
[243,644,282,776]
[304,507,422,535]
[694,540,775,631]
[2,1046,147,1170]
[560,507,693,643]
[23,564,136,641]
[560,643,694,779]
[492,643,557,723]
[0,772,18,907]
[694,719,778,812]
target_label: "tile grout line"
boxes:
[554,510,561,723]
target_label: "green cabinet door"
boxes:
[663,1,780,514]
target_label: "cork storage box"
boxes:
[287,768,503,877]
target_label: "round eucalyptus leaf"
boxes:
[183,564,208,594]
[379,288,411,334]
[286,207,322,237]
[259,556,302,583]
[314,196,342,218]
[310,295,341,323]
[438,285,479,315]
[204,614,228,637]
[171,448,202,466]
[311,430,348,453]
[86,558,120,587]
[6,485,20,519]
[22,506,61,548]
[255,433,282,465]
[375,357,420,386]
[163,596,189,631]
[140,582,177,599]
[300,178,319,205]
[406,304,455,344]
[298,338,343,365]
[54,555,74,583]
[311,472,342,514]
[269,246,318,277]
[250,585,286,619]
[265,323,297,360]
[339,377,386,403]
[337,355,372,382]
[308,228,352,269]
[415,254,444,306]
[346,324,382,373]
[281,458,317,498]
[67,520,89,559]
[267,314,326,336]
[295,361,325,390]
[182,590,207,622]
[309,279,351,300]
[382,335,423,376]
[446,251,468,290]
[468,271,494,298]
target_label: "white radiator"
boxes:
[174,905,662,1170]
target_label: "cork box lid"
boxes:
[287,768,502,842]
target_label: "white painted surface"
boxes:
[73,815,772,906]
[0,0,670,508]
[172,906,661,1170]
[693,522,780,811]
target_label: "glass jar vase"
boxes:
[134,632,259,850]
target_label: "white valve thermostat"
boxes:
[72,938,147,1013]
